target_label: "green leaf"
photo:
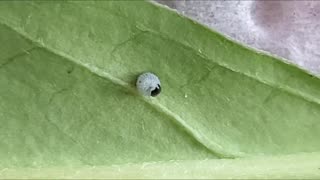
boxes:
[0,1,319,178]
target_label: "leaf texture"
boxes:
[0,1,319,178]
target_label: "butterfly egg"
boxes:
[136,72,161,97]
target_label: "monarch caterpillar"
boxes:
[136,72,161,97]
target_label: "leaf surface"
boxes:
[0,1,319,178]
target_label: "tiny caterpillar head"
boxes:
[136,72,161,97]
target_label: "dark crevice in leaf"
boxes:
[66,66,75,74]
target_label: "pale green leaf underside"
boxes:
[0,1,319,178]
